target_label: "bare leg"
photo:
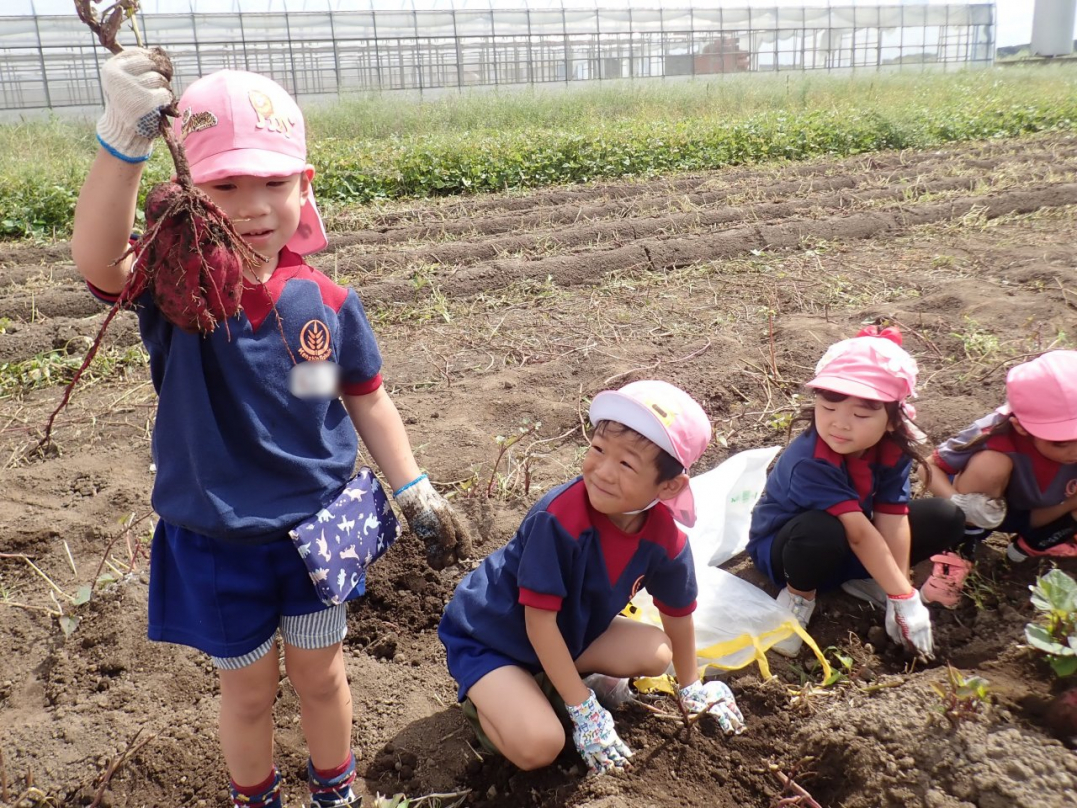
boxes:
[573,615,673,677]
[219,645,280,786]
[952,450,1013,498]
[284,642,352,770]
[467,666,566,770]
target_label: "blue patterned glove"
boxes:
[678,680,746,735]
[565,689,633,775]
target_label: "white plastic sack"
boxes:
[628,447,831,681]
[631,564,828,681]
[678,445,781,567]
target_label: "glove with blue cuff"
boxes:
[97,47,174,163]
[565,689,633,775]
[394,474,474,571]
[678,679,746,735]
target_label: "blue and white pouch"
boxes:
[289,467,402,606]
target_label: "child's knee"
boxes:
[641,638,673,677]
[959,450,1013,489]
[504,722,565,770]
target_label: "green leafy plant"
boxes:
[1025,568,1077,677]
[930,663,990,727]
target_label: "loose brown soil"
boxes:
[3,132,1077,807]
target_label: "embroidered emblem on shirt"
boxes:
[180,108,218,139]
[629,574,646,600]
[249,90,295,137]
[298,320,332,362]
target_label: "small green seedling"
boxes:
[372,790,469,808]
[1024,568,1077,678]
[931,663,989,727]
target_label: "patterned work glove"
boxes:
[565,689,633,775]
[885,591,934,659]
[393,474,473,571]
[97,48,174,163]
[951,492,1007,530]
[678,680,746,735]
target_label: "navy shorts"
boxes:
[147,520,364,659]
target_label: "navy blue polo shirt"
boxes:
[88,247,383,542]
[747,427,911,585]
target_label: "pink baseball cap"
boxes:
[589,380,712,527]
[1001,350,1077,442]
[173,70,327,255]
[807,331,918,403]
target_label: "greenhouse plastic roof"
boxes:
[15,0,995,15]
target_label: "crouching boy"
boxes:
[438,380,745,775]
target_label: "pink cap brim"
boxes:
[806,375,893,402]
[998,402,1077,441]
[665,487,698,528]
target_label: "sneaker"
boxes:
[840,577,888,609]
[771,588,816,658]
[920,552,974,608]
[1007,535,1077,562]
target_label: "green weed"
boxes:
[1025,568,1077,678]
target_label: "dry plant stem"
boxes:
[0,746,8,802]
[773,771,823,808]
[88,729,156,808]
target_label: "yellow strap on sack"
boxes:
[621,604,832,686]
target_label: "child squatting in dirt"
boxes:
[746,328,966,660]
[71,51,472,808]
[919,350,1077,606]
[438,380,745,775]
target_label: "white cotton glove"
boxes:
[565,690,633,775]
[885,592,934,659]
[97,48,174,162]
[950,492,1007,530]
[393,474,474,571]
[678,680,746,735]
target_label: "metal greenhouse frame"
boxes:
[2,1,996,112]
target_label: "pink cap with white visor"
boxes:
[807,328,918,403]
[588,380,712,527]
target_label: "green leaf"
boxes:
[72,585,92,606]
[1026,623,1072,655]
[58,615,80,637]
[1049,655,1077,678]
[1030,568,1077,615]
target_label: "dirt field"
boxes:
[3,132,1077,807]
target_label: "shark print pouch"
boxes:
[289,467,402,607]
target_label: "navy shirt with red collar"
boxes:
[438,477,697,699]
[747,426,911,585]
[88,247,383,543]
[934,410,1077,511]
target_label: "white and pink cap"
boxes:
[172,69,327,255]
[1000,350,1077,442]
[589,380,712,527]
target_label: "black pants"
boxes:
[770,498,966,592]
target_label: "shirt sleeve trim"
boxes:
[873,502,910,515]
[654,599,696,617]
[826,500,862,517]
[519,588,562,611]
[341,373,383,397]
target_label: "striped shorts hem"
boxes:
[211,604,348,670]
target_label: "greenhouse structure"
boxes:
[2,1,996,112]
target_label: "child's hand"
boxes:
[394,474,474,570]
[678,680,746,735]
[565,690,633,775]
[97,48,174,162]
[950,492,1006,529]
[885,592,934,659]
